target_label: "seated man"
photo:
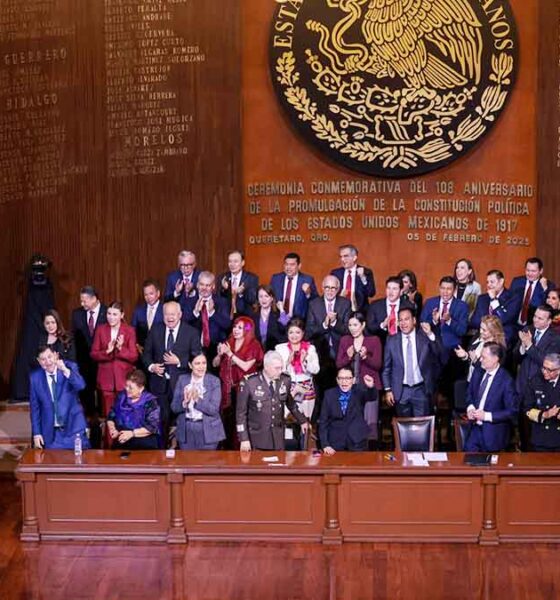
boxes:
[236,350,309,451]
[30,346,90,450]
[319,368,376,455]
[524,354,560,452]
[464,342,519,452]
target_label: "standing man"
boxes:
[331,244,375,312]
[524,354,560,452]
[382,307,441,417]
[184,271,231,362]
[236,350,309,451]
[464,342,519,452]
[366,276,413,342]
[217,250,259,317]
[306,275,351,393]
[510,257,555,328]
[71,286,107,416]
[270,252,317,320]
[164,250,200,310]
[142,301,201,444]
[30,346,89,449]
[131,279,164,353]
[515,304,560,393]
[470,270,522,347]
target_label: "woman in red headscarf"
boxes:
[213,316,264,447]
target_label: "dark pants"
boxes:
[396,384,430,417]
[463,424,489,452]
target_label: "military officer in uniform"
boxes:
[236,350,309,451]
[524,353,560,451]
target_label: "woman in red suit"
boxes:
[91,301,138,418]
[336,311,382,444]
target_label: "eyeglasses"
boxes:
[542,366,560,374]
[180,263,195,268]
[323,286,338,290]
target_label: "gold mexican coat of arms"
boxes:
[270,0,517,177]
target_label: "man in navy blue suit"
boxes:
[217,250,259,317]
[164,250,201,309]
[30,346,89,450]
[131,279,164,352]
[319,368,376,454]
[270,252,317,320]
[184,271,231,361]
[420,276,469,362]
[366,276,413,342]
[470,269,522,347]
[510,257,555,328]
[330,244,375,312]
[464,342,519,452]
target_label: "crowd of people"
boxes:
[29,247,560,455]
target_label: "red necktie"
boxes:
[284,277,293,314]
[388,304,397,335]
[345,270,352,296]
[520,281,533,324]
[88,310,95,337]
[201,302,210,347]
[442,302,449,319]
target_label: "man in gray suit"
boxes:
[236,351,309,451]
[382,307,441,417]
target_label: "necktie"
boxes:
[269,380,275,397]
[147,305,155,330]
[345,270,353,304]
[201,301,211,347]
[183,276,190,297]
[405,335,415,386]
[477,372,491,403]
[520,281,534,324]
[232,274,238,291]
[327,301,334,314]
[388,304,397,335]
[166,328,175,352]
[49,374,59,426]
[88,310,95,337]
[441,301,449,319]
[534,329,543,345]
[283,277,293,314]
[339,391,351,415]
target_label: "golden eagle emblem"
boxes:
[271,0,517,176]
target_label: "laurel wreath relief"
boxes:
[276,51,513,170]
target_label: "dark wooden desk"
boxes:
[16,450,560,545]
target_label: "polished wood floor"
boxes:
[1,476,559,600]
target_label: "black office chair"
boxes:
[453,415,472,452]
[392,416,435,452]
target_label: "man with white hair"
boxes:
[164,250,201,308]
[236,351,309,451]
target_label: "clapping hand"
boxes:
[163,351,180,365]
[455,346,468,359]
[346,345,355,358]
[115,334,124,351]
[106,338,116,354]
[357,266,364,278]
[174,279,184,295]
[206,297,215,313]
[302,282,311,296]
[420,322,432,335]
[518,329,532,348]
[221,277,229,291]
[363,374,374,388]
[431,308,440,324]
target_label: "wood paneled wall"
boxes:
[0,1,242,398]
[537,1,560,283]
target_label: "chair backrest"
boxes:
[453,417,471,452]
[392,416,435,452]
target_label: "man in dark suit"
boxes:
[142,300,201,443]
[319,369,376,454]
[131,279,164,352]
[237,350,309,451]
[470,269,522,347]
[270,252,317,320]
[30,346,89,449]
[184,271,231,362]
[306,275,351,393]
[366,276,413,341]
[382,307,441,417]
[71,285,107,415]
[420,276,469,361]
[524,353,560,451]
[330,244,375,312]
[464,342,519,452]
[217,250,259,317]
[515,305,560,393]
[510,257,555,328]
[164,250,201,310]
